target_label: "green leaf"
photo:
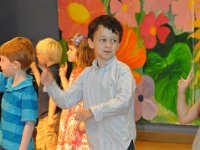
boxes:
[101,0,111,14]
[101,0,109,8]
[135,11,145,25]
[60,39,68,64]
[144,42,192,114]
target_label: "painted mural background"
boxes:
[58,0,200,125]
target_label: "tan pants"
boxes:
[35,112,61,150]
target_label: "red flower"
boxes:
[140,12,170,49]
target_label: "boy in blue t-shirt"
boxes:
[0,37,38,150]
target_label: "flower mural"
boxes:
[134,75,157,121]
[58,0,106,40]
[139,12,170,49]
[58,0,198,124]
[189,18,200,55]
[116,25,146,84]
[143,0,171,13]
[144,43,192,114]
[171,0,200,32]
[194,0,200,18]
[190,18,200,91]
[110,0,140,27]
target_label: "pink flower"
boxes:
[195,0,200,19]
[171,0,200,32]
[58,0,106,40]
[110,0,140,27]
[143,0,172,13]
[134,75,157,121]
[139,12,170,49]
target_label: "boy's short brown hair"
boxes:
[88,15,123,42]
[0,37,35,70]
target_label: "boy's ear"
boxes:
[13,61,21,69]
[88,38,94,49]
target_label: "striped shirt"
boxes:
[0,73,38,150]
[46,56,136,150]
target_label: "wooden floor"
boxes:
[135,140,192,150]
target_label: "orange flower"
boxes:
[116,25,147,84]
[58,0,106,40]
[192,18,200,51]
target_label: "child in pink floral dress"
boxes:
[57,34,94,150]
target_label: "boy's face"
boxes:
[36,51,48,65]
[67,45,77,63]
[0,56,15,77]
[88,25,120,64]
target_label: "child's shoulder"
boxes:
[21,76,37,94]
[115,59,131,72]
[81,66,93,75]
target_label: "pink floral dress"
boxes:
[57,68,88,150]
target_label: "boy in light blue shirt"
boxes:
[40,15,136,150]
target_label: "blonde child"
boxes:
[30,38,62,150]
[0,37,38,150]
[57,34,94,150]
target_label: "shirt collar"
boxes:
[6,75,33,91]
[92,56,117,70]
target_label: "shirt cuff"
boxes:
[90,105,103,122]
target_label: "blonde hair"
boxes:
[36,38,63,63]
[67,35,94,68]
[0,37,35,70]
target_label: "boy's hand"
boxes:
[178,69,194,94]
[39,65,54,86]
[78,121,86,132]
[59,62,68,78]
[48,116,55,127]
[75,109,93,121]
[30,61,36,69]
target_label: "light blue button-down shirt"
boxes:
[46,56,136,150]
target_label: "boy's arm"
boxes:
[75,67,135,122]
[46,78,83,109]
[20,86,38,150]
[30,62,40,86]
[42,66,85,109]
[19,121,35,150]
[48,97,57,126]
